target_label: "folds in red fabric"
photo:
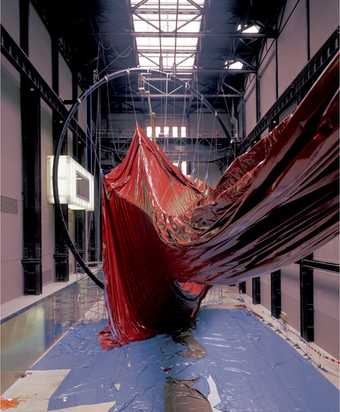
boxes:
[100,54,339,348]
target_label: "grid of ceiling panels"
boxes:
[130,0,205,75]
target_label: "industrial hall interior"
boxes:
[0,0,339,411]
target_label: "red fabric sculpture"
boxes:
[100,54,339,349]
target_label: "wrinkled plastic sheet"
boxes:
[101,54,339,347]
[32,309,339,411]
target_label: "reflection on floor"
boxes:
[0,275,105,393]
[2,303,339,411]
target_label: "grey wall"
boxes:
[29,4,55,288]
[259,44,276,116]
[1,1,86,303]
[1,0,20,43]
[78,87,87,132]
[59,54,73,101]
[280,264,301,332]
[244,75,257,136]
[188,112,230,139]
[107,113,146,138]
[314,269,339,358]
[0,57,23,303]
[277,0,308,96]
[106,111,230,140]
[241,0,339,357]
[246,239,340,358]
[245,278,252,298]
[310,0,339,56]
[313,237,339,357]
[260,274,271,311]
[1,0,22,303]
[243,0,339,137]
[40,101,55,285]
[29,3,52,87]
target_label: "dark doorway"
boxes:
[239,281,246,294]
[271,270,281,318]
[252,277,261,304]
[300,259,314,341]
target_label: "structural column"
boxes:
[20,0,42,294]
[21,82,42,294]
[52,36,70,281]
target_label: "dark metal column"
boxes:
[300,254,314,341]
[21,83,42,294]
[20,0,42,294]
[52,38,69,282]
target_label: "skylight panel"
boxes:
[160,14,177,32]
[178,37,198,49]
[177,13,201,23]
[176,54,195,67]
[162,53,175,69]
[161,37,176,48]
[133,16,158,32]
[178,20,201,33]
[136,37,160,51]
[131,0,205,75]
[138,54,159,68]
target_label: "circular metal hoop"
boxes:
[53,68,231,289]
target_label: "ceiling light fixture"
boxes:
[238,24,261,34]
[224,60,244,70]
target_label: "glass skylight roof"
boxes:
[130,0,205,75]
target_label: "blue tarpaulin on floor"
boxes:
[33,308,339,412]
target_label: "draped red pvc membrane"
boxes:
[100,54,339,348]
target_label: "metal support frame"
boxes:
[240,28,339,152]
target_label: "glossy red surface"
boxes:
[101,54,339,348]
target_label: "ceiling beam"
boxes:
[185,0,203,11]
[132,9,199,15]
[127,32,270,38]
[136,48,198,53]
[131,0,150,12]
[109,94,242,98]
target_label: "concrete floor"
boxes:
[1,288,339,412]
